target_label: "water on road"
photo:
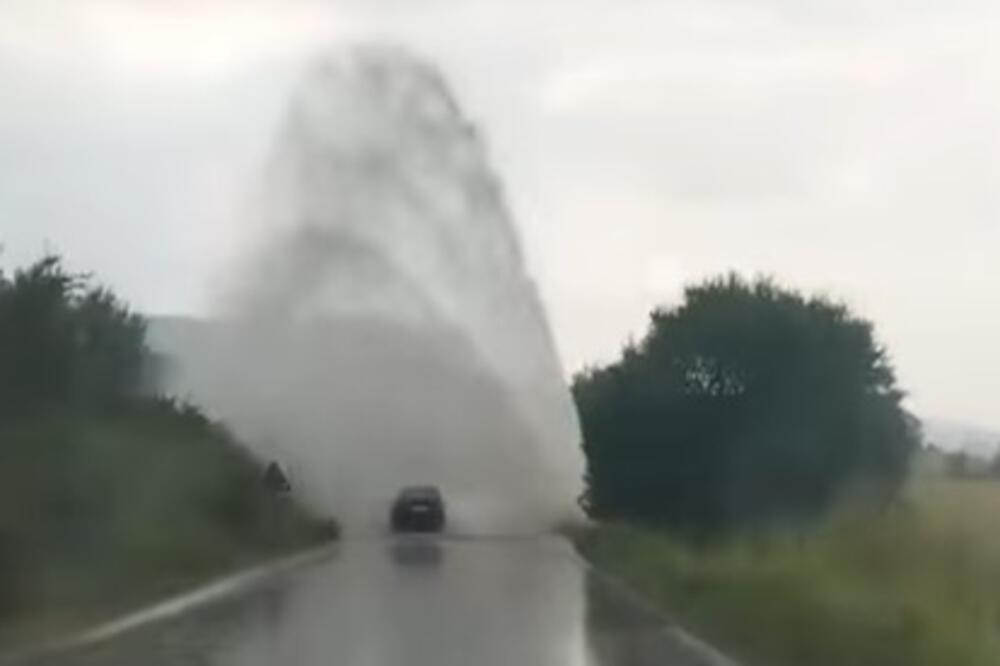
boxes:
[22,538,728,666]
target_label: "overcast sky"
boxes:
[1,0,998,429]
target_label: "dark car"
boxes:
[390,486,446,533]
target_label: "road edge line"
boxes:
[558,536,741,666]
[1,544,337,664]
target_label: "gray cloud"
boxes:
[0,0,998,429]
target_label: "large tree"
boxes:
[573,274,919,531]
[0,255,147,414]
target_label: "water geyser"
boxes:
[162,46,584,534]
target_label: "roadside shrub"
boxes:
[574,275,919,532]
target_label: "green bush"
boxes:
[573,275,919,532]
[0,402,324,620]
[0,256,146,415]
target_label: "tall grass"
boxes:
[576,479,1000,666]
[0,399,332,649]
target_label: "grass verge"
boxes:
[0,399,336,651]
[573,479,1000,666]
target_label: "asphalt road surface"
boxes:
[20,537,733,666]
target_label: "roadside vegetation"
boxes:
[572,275,999,665]
[577,478,1000,666]
[573,274,918,532]
[0,256,333,649]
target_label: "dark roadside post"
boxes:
[264,461,292,494]
[262,461,341,544]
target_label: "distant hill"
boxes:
[921,418,1000,458]
[146,315,211,356]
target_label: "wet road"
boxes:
[22,537,732,666]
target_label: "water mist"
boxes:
[160,47,584,534]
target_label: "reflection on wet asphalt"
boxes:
[23,537,725,666]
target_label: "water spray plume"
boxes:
[162,46,584,534]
